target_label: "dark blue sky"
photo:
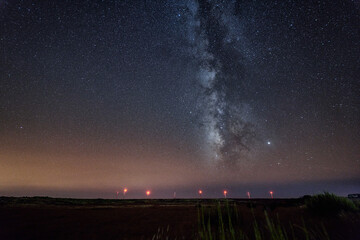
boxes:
[0,0,359,198]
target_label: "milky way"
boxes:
[0,0,359,198]
[186,1,259,167]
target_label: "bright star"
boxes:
[267,141,271,145]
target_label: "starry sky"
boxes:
[1,0,359,198]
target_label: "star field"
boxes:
[0,0,359,198]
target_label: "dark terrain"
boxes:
[0,197,359,240]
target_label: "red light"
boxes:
[198,190,202,195]
[124,188,128,193]
[146,190,151,196]
[269,191,274,198]
[247,191,251,199]
[223,190,227,198]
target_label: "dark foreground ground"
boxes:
[0,197,359,240]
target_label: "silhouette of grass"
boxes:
[197,200,331,240]
[305,192,358,216]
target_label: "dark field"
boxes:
[0,197,359,240]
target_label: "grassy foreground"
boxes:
[196,202,329,240]
[0,194,359,239]
[193,193,359,240]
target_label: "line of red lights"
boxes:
[115,188,275,199]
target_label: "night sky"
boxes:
[1,0,359,198]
